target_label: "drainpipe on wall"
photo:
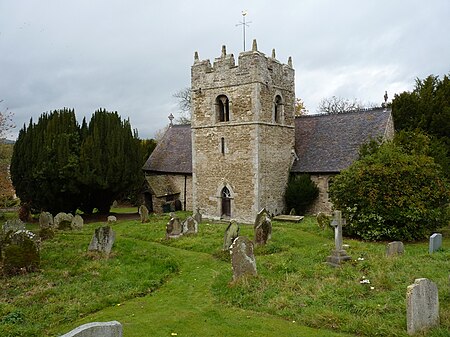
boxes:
[184,175,187,211]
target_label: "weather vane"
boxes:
[236,11,251,51]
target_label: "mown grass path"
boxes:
[54,240,350,337]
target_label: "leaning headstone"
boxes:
[60,321,123,337]
[406,278,440,335]
[88,226,116,255]
[326,210,351,267]
[231,236,257,281]
[71,215,84,230]
[107,215,117,223]
[182,216,198,235]
[139,205,149,223]
[386,241,404,257]
[54,212,74,230]
[39,212,54,229]
[166,216,182,239]
[193,208,202,224]
[223,220,240,250]
[429,233,442,254]
[2,219,26,234]
[2,230,40,276]
[254,210,272,245]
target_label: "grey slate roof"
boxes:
[143,109,393,175]
[142,124,192,174]
[291,108,393,173]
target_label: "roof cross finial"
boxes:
[384,91,388,111]
[168,113,174,126]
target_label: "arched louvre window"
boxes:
[274,95,282,123]
[216,95,230,122]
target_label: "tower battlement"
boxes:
[191,39,294,93]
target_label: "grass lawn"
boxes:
[1,212,449,336]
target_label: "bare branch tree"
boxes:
[317,96,363,114]
[173,87,191,124]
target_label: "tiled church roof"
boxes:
[142,124,192,174]
[291,108,393,173]
[143,109,393,174]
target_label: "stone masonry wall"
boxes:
[308,174,334,215]
[191,43,295,223]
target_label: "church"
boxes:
[142,40,394,223]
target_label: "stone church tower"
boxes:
[191,40,295,223]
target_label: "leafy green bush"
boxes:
[329,142,449,241]
[285,174,319,215]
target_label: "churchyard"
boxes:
[0,210,449,336]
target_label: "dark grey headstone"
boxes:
[429,233,442,254]
[88,226,115,255]
[166,217,182,238]
[223,220,239,250]
[254,215,272,245]
[231,236,257,281]
[193,208,202,224]
[406,278,440,335]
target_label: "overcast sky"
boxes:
[1,0,449,140]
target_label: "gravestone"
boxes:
[2,230,40,275]
[429,233,442,254]
[182,216,198,235]
[289,208,296,215]
[71,215,84,230]
[88,226,116,255]
[39,212,54,229]
[326,210,351,267]
[386,241,404,257]
[406,278,439,335]
[139,205,149,223]
[166,216,182,239]
[61,321,123,337]
[54,212,74,230]
[231,236,257,281]
[223,220,240,250]
[2,219,26,234]
[194,208,202,224]
[107,215,117,223]
[254,208,272,245]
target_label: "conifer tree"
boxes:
[78,109,142,213]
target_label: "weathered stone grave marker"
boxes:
[406,278,439,335]
[2,230,40,275]
[54,212,74,230]
[71,214,84,230]
[39,212,54,229]
[2,219,26,234]
[107,215,117,223]
[254,208,272,245]
[326,210,351,267]
[61,321,123,337]
[429,233,442,254]
[223,220,239,250]
[139,205,149,223]
[166,216,182,239]
[193,208,202,224]
[88,226,116,255]
[231,236,257,281]
[386,241,404,257]
[182,216,198,235]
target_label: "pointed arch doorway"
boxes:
[221,186,231,218]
